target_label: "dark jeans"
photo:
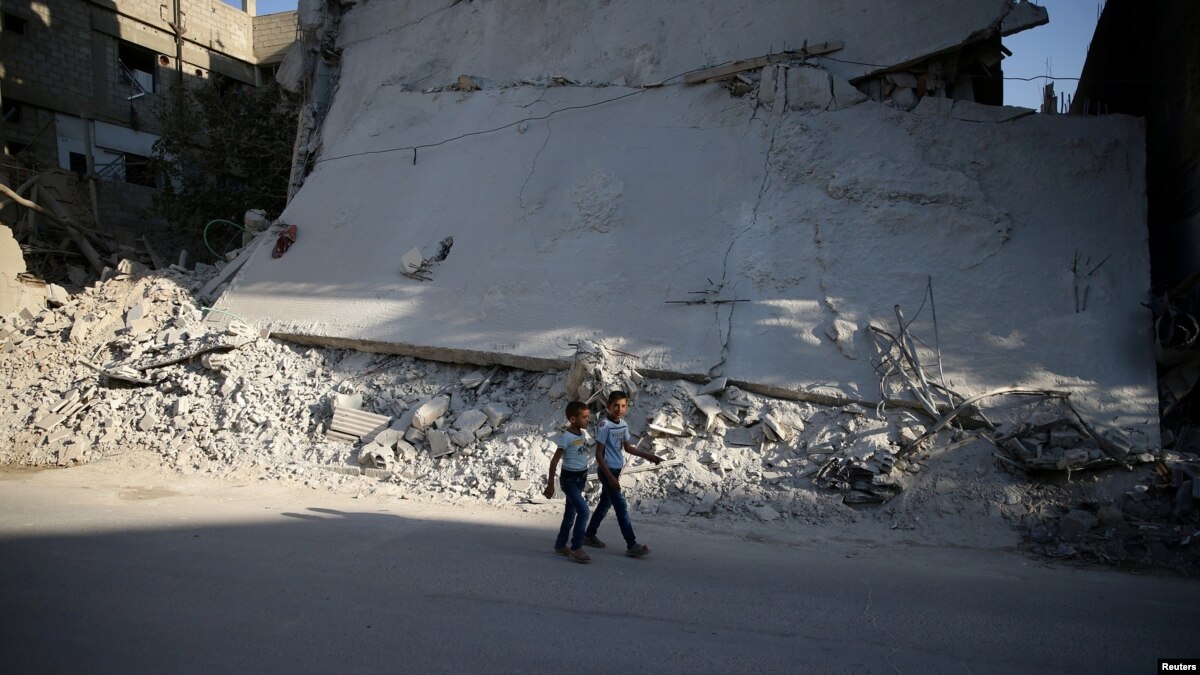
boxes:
[554,469,590,550]
[585,467,636,548]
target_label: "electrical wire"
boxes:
[203,218,249,262]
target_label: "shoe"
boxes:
[569,548,591,564]
[625,544,649,558]
[583,535,606,549]
[554,547,569,557]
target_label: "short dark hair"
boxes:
[565,400,588,419]
[607,390,629,405]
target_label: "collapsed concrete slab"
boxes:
[218,0,1157,439]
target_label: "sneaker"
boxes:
[625,544,650,558]
[583,535,606,549]
[568,548,591,564]
[554,547,569,557]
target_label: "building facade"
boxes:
[0,0,297,188]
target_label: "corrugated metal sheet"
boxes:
[328,407,390,440]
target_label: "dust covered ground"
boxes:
[2,265,1196,574]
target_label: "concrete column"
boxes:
[243,0,257,17]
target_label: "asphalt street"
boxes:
[1,466,1196,674]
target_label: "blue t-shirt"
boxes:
[596,419,629,470]
[557,429,592,472]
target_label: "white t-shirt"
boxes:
[557,429,592,472]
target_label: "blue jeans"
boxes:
[585,468,636,548]
[554,469,591,550]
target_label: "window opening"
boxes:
[2,99,21,124]
[118,42,157,97]
[69,152,87,175]
[2,12,27,35]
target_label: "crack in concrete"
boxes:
[340,0,463,49]
[518,119,554,217]
[709,70,788,378]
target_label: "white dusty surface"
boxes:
[220,0,1158,438]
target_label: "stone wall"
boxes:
[253,11,298,64]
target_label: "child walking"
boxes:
[583,390,662,557]
[543,400,593,563]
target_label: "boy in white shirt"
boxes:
[583,391,662,557]
[543,400,593,563]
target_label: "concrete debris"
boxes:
[412,396,450,430]
[566,340,642,404]
[427,429,453,458]
[328,406,391,443]
[0,260,1182,574]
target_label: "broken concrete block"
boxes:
[427,429,454,457]
[412,395,450,430]
[482,402,512,426]
[691,489,720,515]
[475,424,493,440]
[889,87,918,110]
[648,411,685,436]
[762,414,793,442]
[460,369,487,388]
[127,317,155,335]
[404,427,425,444]
[358,442,391,468]
[697,377,728,397]
[750,504,779,522]
[451,429,476,447]
[911,96,954,118]
[324,465,362,476]
[45,428,72,445]
[1059,509,1099,543]
[363,468,393,479]
[125,303,145,329]
[138,411,157,432]
[395,438,417,460]
[785,66,865,111]
[454,409,488,434]
[45,284,69,307]
[511,479,531,493]
[690,394,723,430]
[758,65,780,105]
[371,428,400,449]
[34,413,66,431]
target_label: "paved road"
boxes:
[0,466,1196,674]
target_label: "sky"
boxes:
[1002,0,1102,110]
[235,0,1100,111]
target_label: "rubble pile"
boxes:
[2,263,1190,571]
[1017,453,1200,574]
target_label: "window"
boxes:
[69,152,87,175]
[2,99,20,124]
[123,152,157,188]
[2,12,27,35]
[5,140,31,156]
[118,42,157,96]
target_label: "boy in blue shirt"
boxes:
[543,400,593,563]
[583,390,662,557]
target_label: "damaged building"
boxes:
[0,0,298,313]
[216,0,1157,443]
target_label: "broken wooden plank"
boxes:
[683,42,844,85]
